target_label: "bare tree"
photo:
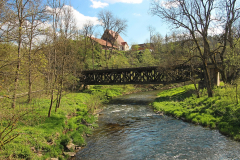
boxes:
[82,21,95,66]
[83,21,96,69]
[11,0,33,108]
[45,3,79,116]
[98,10,115,67]
[0,0,16,42]
[148,25,156,44]
[109,17,128,54]
[54,5,78,113]
[46,0,64,117]
[23,0,47,103]
[150,0,240,97]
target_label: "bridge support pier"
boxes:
[208,65,220,87]
[198,65,220,90]
[79,84,90,91]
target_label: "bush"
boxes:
[59,135,70,149]
[209,122,216,129]
[71,131,85,146]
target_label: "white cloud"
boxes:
[69,5,99,29]
[103,0,142,4]
[133,13,141,16]
[46,5,99,30]
[208,27,224,36]
[90,0,109,8]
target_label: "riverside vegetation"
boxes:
[1,0,240,159]
[0,84,153,159]
[152,82,240,141]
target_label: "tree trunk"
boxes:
[48,90,54,117]
[48,48,57,117]
[190,66,200,98]
[27,31,33,103]
[28,75,32,103]
[12,21,22,108]
[84,36,87,63]
[236,84,238,104]
[203,61,213,97]
[55,57,65,112]
[105,40,108,67]
[92,43,94,69]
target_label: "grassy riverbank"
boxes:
[152,83,240,140]
[0,84,150,159]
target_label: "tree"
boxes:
[141,49,157,66]
[109,17,128,54]
[98,10,128,66]
[54,5,78,113]
[23,0,47,103]
[151,32,163,53]
[83,21,96,69]
[148,25,156,44]
[45,4,80,117]
[11,0,33,108]
[46,0,64,117]
[0,0,16,42]
[98,10,115,67]
[150,0,240,97]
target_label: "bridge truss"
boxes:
[80,65,204,85]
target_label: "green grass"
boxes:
[1,93,93,159]
[152,83,240,140]
[0,84,143,159]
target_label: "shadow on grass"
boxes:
[154,89,195,102]
[38,115,65,131]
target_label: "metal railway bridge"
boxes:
[79,64,206,85]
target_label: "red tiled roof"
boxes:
[108,30,126,46]
[121,42,128,46]
[90,37,117,48]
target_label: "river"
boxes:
[76,90,240,160]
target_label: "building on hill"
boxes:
[101,29,129,51]
[131,43,154,51]
[90,37,118,50]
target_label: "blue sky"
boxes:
[63,0,170,46]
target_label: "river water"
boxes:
[76,90,240,160]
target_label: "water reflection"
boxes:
[76,90,240,160]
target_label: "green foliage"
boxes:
[71,131,85,146]
[141,49,158,66]
[131,45,139,51]
[108,52,130,68]
[59,135,71,147]
[152,83,240,140]
[0,84,142,159]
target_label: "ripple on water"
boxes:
[76,91,240,160]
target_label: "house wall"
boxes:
[124,45,129,51]
[119,45,129,51]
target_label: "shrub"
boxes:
[59,135,70,149]
[71,131,85,146]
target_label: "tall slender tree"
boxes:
[83,21,96,69]
[24,0,47,103]
[11,0,33,108]
[46,0,64,117]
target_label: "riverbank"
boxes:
[151,84,240,140]
[0,84,158,159]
